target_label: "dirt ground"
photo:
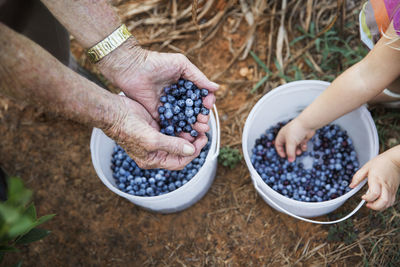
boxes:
[1,0,397,266]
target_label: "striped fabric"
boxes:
[360,0,400,48]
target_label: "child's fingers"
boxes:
[285,140,297,163]
[362,182,381,203]
[349,167,368,188]
[300,140,308,152]
[274,133,287,158]
[366,186,390,211]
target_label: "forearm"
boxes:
[296,63,379,130]
[0,23,122,131]
[40,0,121,48]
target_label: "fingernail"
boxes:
[183,144,195,156]
[210,81,220,89]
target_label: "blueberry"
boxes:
[165,126,174,135]
[201,107,210,115]
[190,130,198,137]
[184,124,192,132]
[184,80,194,90]
[186,98,194,107]
[179,87,186,95]
[201,89,209,97]
[171,88,179,96]
[178,79,185,86]
[160,96,167,103]
[146,187,154,195]
[185,107,194,117]
[174,122,184,130]
[164,109,173,119]
[164,86,171,94]
[187,116,196,124]
[168,183,176,191]
[178,112,186,121]
[164,102,172,109]
[167,95,176,103]
[194,107,200,115]
[177,99,185,108]
[190,93,197,101]
[194,99,202,107]
[173,105,181,114]
[158,106,166,114]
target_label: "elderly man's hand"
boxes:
[106,94,208,170]
[97,38,219,141]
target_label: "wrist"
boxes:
[385,145,400,170]
[294,116,316,133]
[96,37,147,86]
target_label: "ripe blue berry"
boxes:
[164,109,173,119]
[158,106,166,114]
[165,125,174,135]
[185,107,194,117]
[173,105,181,114]
[187,116,196,124]
[201,107,210,115]
[185,98,194,107]
[201,89,209,97]
[160,96,167,103]
[184,80,194,90]
[190,130,198,137]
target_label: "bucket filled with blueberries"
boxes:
[242,80,379,222]
[90,79,220,213]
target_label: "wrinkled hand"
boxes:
[104,95,207,170]
[275,119,316,162]
[97,39,219,139]
[350,150,400,211]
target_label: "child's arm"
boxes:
[275,23,400,162]
[350,145,400,210]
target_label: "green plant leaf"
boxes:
[8,216,35,239]
[16,228,51,245]
[36,214,55,226]
[251,75,269,94]
[0,245,19,253]
[23,203,36,220]
[250,51,270,74]
[15,214,55,239]
[6,177,32,207]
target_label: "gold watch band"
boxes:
[87,24,132,63]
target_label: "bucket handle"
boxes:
[211,104,220,161]
[254,181,366,225]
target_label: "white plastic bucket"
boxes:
[242,80,379,224]
[90,105,220,213]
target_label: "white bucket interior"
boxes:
[90,105,220,213]
[242,80,379,218]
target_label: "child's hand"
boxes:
[275,119,315,162]
[350,150,400,211]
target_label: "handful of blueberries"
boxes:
[251,121,359,202]
[158,78,210,137]
[111,78,212,197]
[111,134,211,197]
